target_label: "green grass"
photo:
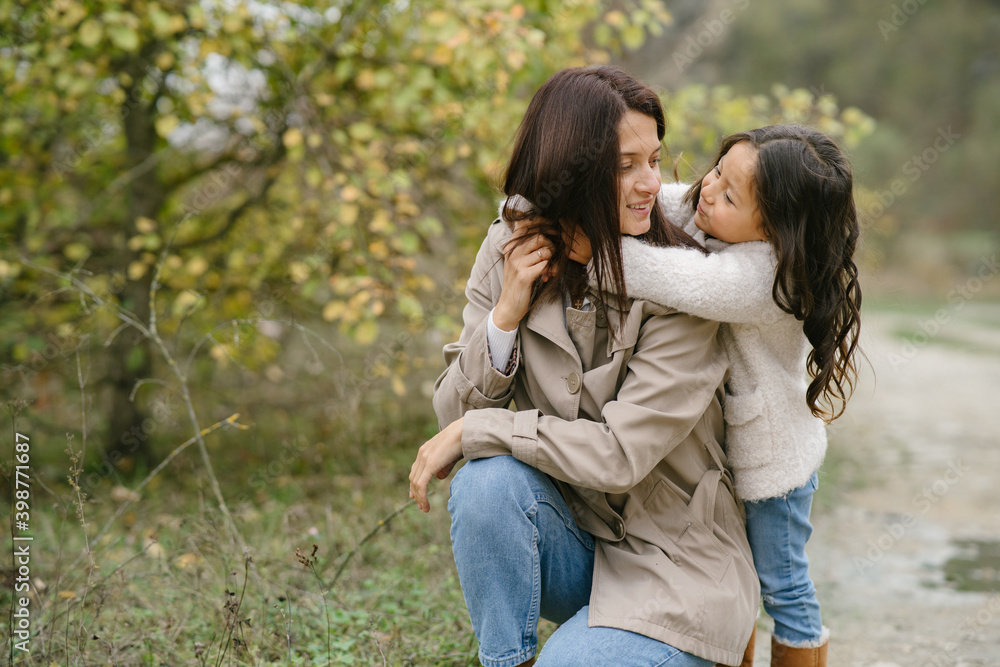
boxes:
[2,407,483,666]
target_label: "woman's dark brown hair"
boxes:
[500,65,699,331]
[685,125,863,421]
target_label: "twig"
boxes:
[327,496,428,592]
[21,248,250,554]
[215,553,252,667]
[70,346,98,657]
[70,414,246,571]
[182,318,346,391]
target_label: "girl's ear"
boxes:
[753,206,769,241]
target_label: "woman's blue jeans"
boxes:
[448,455,713,667]
[743,472,826,647]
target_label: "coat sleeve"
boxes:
[460,305,728,494]
[432,223,519,430]
[616,235,786,325]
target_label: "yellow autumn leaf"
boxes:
[64,242,89,261]
[354,319,378,345]
[186,256,209,277]
[174,553,203,569]
[369,209,391,233]
[288,261,310,283]
[283,128,303,148]
[145,541,166,560]
[347,122,376,142]
[135,216,157,233]
[426,10,450,27]
[621,25,645,51]
[210,345,229,364]
[356,69,376,90]
[155,51,175,70]
[108,25,140,52]
[168,14,187,34]
[172,290,200,316]
[127,261,148,280]
[222,13,243,34]
[322,301,346,322]
[430,44,453,66]
[149,9,172,38]
[339,203,359,225]
[391,375,406,397]
[154,114,179,138]
[505,49,526,69]
[605,10,626,27]
[78,19,103,48]
[58,590,77,600]
[340,185,361,202]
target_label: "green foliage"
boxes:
[709,0,1000,243]
[662,82,875,182]
[0,0,679,445]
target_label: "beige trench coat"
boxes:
[433,220,759,665]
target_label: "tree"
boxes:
[0,0,674,467]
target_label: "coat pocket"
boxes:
[722,388,775,469]
[642,473,733,584]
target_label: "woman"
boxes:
[409,66,759,667]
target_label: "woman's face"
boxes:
[617,110,662,236]
[694,141,766,243]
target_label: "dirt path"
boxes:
[750,303,1000,665]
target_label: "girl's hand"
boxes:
[563,225,593,264]
[408,417,465,513]
[493,224,554,331]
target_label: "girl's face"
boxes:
[695,141,766,243]
[617,110,661,236]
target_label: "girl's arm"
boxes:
[617,236,786,325]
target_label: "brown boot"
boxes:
[770,635,827,667]
[716,626,755,667]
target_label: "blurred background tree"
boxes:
[1,0,994,479]
[0,0,674,471]
[621,0,1000,292]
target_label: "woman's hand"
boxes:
[493,223,554,331]
[408,417,465,513]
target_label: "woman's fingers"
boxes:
[496,222,558,328]
[408,445,433,512]
[408,423,463,513]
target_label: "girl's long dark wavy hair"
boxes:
[500,65,700,336]
[685,125,863,421]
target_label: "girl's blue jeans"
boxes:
[743,472,826,647]
[447,455,713,667]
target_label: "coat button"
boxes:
[595,309,607,327]
[566,371,582,394]
[612,517,625,539]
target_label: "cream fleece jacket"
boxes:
[496,185,827,500]
[618,183,827,501]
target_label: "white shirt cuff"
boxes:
[487,308,518,374]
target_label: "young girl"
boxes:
[577,125,862,666]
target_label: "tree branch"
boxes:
[173,140,287,250]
